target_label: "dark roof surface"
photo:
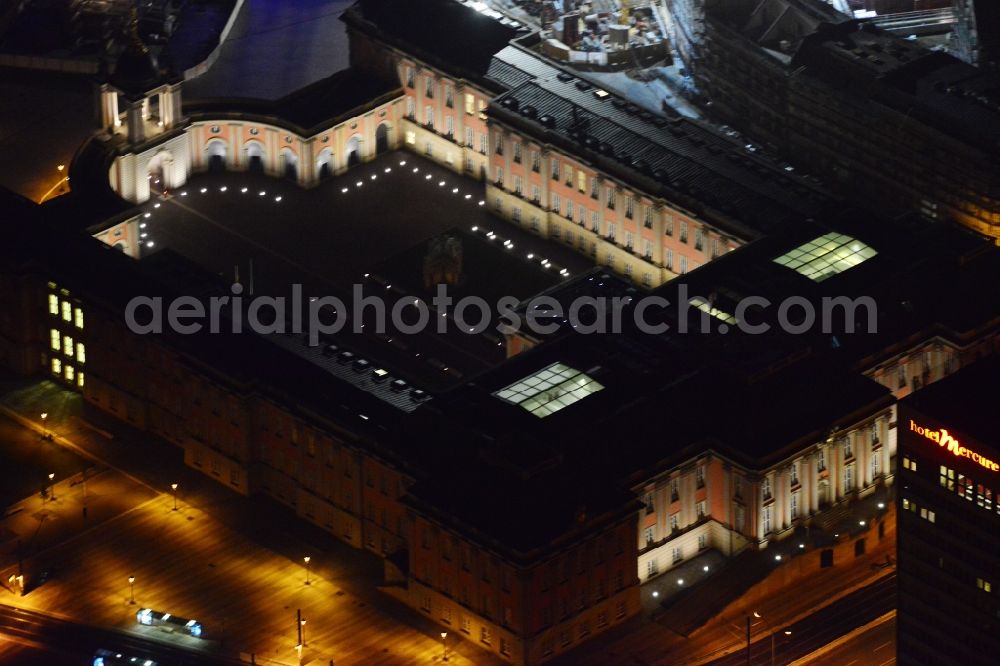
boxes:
[902,356,1000,451]
[343,0,523,82]
[111,37,163,95]
[186,68,402,134]
[792,21,1000,151]
[486,45,833,240]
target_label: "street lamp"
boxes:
[746,611,761,666]
[771,630,792,666]
[40,413,48,440]
[295,608,304,663]
[303,556,311,585]
[48,473,56,501]
[441,631,448,661]
[128,575,136,605]
[171,483,178,511]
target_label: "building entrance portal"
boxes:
[376,123,390,154]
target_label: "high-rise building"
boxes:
[952,0,1000,69]
[667,0,1000,243]
[897,358,1000,664]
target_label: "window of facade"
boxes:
[843,464,855,493]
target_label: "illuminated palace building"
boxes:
[897,359,1000,664]
[4,1,1000,665]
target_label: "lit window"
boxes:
[465,93,475,115]
[50,329,61,352]
[77,372,85,389]
[773,233,877,282]
[74,307,84,329]
[48,294,59,315]
[77,343,86,364]
[63,336,74,359]
[65,365,74,382]
[61,301,72,322]
[405,131,416,145]
[493,362,604,418]
[51,358,61,375]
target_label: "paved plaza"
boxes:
[1,380,501,665]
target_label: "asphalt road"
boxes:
[798,614,895,666]
[0,386,502,665]
[705,574,896,666]
[0,603,236,665]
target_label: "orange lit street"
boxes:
[4,478,480,665]
[0,392,494,665]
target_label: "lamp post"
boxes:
[441,631,448,662]
[303,556,311,585]
[40,413,48,440]
[771,630,792,666]
[128,575,136,605]
[295,608,304,664]
[48,473,56,501]
[171,483,178,511]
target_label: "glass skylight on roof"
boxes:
[690,297,737,325]
[772,233,877,282]
[494,362,604,418]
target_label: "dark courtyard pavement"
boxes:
[144,150,589,296]
[138,150,591,387]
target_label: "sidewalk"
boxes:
[1,466,155,578]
